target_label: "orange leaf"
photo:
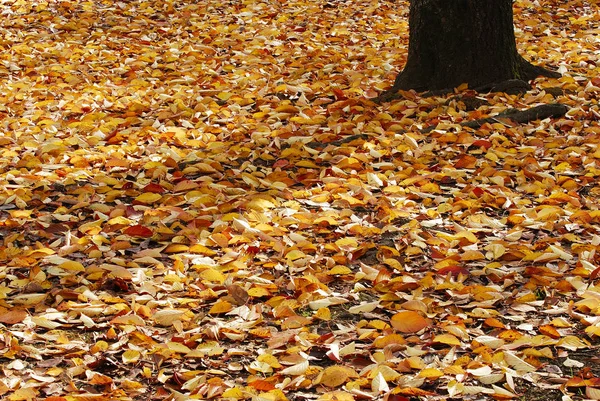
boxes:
[539,324,561,339]
[483,317,506,329]
[173,179,199,192]
[248,379,276,391]
[390,311,430,333]
[89,373,113,385]
[373,334,406,348]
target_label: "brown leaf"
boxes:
[0,309,27,325]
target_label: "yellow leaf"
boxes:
[8,387,38,401]
[585,326,600,337]
[317,366,358,388]
[8,209,32,218]
[209,300,233,314]
[25,247,55,258]
[164,244,189,253]
[59,261,85,272]
[407,356,426,369]
[199,268,225,283]
[557,335,589,350]
[335,238,358,249]
[433,334,461,346]
[295,160,319,168]
[318,391,355,401]
[315,307,331,320]
[418,368,444,379]
[327,265,352,275]
[167,342,192,353]
[257,354,282,368]
[152,309,187,326]
[286,249,306,261]
[222,387,244,399]
[217,92,233,101]
[248,286,271,298]
[246,198,276,211]
[122,349,141,364]
[189,244,217,255]
[134,192,162,204]
[336,157,361,169]
[275,104,299,113]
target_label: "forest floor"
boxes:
[1,0,600,400]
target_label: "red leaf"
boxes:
[472,187,485,197]
[124,225,153,238]
[332,88,347,100]
[273,159,289,168]
[472,139,492,149]
[437,265,469,277]
[143,183,166,193]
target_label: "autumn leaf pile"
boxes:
[1,0,600,400]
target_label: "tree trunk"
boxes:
[389,0,559,93]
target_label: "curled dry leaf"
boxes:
[280,360,309,376]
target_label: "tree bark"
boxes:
[382,0,559,97]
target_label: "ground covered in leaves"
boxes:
[1,0,600,400]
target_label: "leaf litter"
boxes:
[0,0,600,400]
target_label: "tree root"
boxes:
[303,104,567,150]
[518,55,561,81]
[464,103,568,128]
[473,79,531,95]
[374,60,561,104]
[422,103,568,133]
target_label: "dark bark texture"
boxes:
[386,0,559,95]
